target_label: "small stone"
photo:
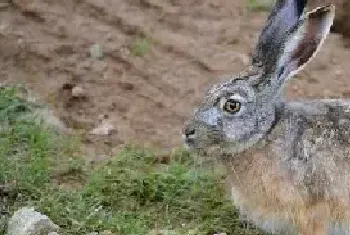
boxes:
[335,69,343,77]
[90,121,115,136]
[48,232,60,235]
[213,233,227,235]
[7,207,59,235]
[90,43,104,60]
[71,86,85,98]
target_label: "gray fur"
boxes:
[241,100,350,234]
[183,1,342,234]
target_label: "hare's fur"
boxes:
[227,99,350,235]
[183,1,349,234]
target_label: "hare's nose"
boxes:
[183,126,196,139]
[185,127,195,137]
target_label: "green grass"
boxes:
[130,37,152,57]
[247,0,274,11]
[0,87,264,235]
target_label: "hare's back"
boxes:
[285,99,350,148]
[281,99,350,199]
[283,98,350,165]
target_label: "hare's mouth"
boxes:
[182,134,224,153]
[182,133,196,149]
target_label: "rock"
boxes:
[335,69,344,77]
[7,207,59,235]
[48,233,60,235]
[71,86,86,98]
[90,121,115,136]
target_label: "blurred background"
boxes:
[1,1,350,235]
[0,0,350,155]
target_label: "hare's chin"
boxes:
[183,141,191,150]
[183,139,220,154]
[182,132,198,147]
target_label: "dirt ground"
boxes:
[1,0,350,156]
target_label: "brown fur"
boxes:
[223,100,350,235]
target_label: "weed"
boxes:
[131,37,152,57]
[247,0,274,11]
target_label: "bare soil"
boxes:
[1,0,350,156]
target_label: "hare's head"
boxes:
[183,0,335,155]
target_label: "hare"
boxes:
[182,0,350,234]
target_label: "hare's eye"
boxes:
[223,99,241,114]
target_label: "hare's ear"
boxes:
[252,0,308,66]
[274,5,335,87]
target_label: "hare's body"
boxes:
[183,1,347,234]
[226,99,350,234]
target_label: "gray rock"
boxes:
[7,207,59,235]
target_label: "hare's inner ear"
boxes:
[276,5,335,85]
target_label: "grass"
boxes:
[130,37,152,57]
[0,87,264,235]
[247,0,274,11]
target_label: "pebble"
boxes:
[71,86,86,98]
[90,121,115,136]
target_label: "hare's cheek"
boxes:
[222,118,255,141]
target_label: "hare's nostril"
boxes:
[184,127,195,137]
